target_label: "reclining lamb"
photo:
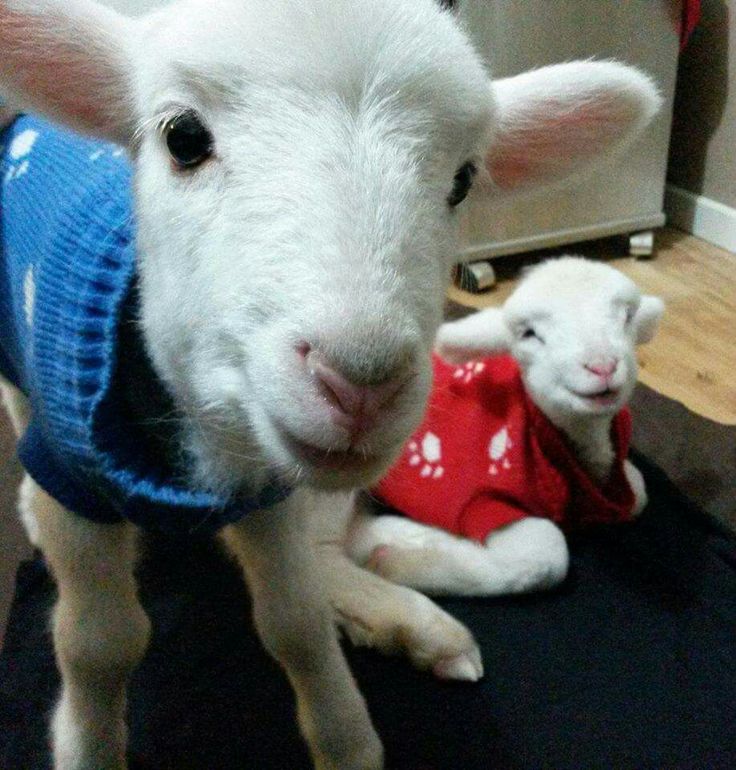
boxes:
[349,258,664,597]
[0,0,660,767]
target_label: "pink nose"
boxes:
[305,350,409,436]
[585,358,618,379]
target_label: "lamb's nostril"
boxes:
[585,358,619,378]
[311,355,363,416]
[296,342,312,360]
[305,350,410,427]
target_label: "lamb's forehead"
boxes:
[136,0,492,128]
[505,258,641,320]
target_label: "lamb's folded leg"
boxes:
[314,491,483,682]
[28,479,149,770]
[624,458,648,516]
[353,512,569,597]
[221,489,383,770]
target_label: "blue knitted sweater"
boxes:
[0,116,290,533]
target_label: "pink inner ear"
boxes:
[19,65,108,131]
[486,156,533,191]
[0,7,128,138]
[486,102,634,192]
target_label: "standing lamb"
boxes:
[0,1,661,768]
[349,258,664,597]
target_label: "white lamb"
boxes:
[0,1,661,768]
[348,258,664,597]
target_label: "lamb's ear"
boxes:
[633,295,664,344]
[435,308,511,364]
[0,0,136,143]
[486,61,662,193]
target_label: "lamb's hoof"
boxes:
[433,646,484,682]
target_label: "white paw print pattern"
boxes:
[89,145,126,163]
[407,431,444,479]
[4,129,39,185]
[453,360,486,384]
[23,265,36,327]
[488,426,513,476]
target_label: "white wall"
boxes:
[668,0,736,209]
[665,0,736,252]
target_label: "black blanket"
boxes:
[1,451,735,770]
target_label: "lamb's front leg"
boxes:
[313,491,482,681]
[221,490,383,770]
[28,478,150,770]
[353,514,569,596]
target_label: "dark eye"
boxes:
[625,305,636,324]
[521,327,540,341]
[165,111,214,169]
[447,161,477,207]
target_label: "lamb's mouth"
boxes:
[571,387,621,407]
[280,430,382,472]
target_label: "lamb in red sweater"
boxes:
[348,258,664,596]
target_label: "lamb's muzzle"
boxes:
[304,348,413,438]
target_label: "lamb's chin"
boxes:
[303,456,397,491]
[183,419,273,498]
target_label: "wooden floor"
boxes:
[448,227,736,426]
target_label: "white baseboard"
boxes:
[665,184,736,254]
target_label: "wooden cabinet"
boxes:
[457,0,680,264]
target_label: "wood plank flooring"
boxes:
[448,228,736,426]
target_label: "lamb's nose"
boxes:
[585,358,619,379]
[305,350,410,434]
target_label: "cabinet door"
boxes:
[458,0,680,259]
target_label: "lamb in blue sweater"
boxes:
[0,115,289,533]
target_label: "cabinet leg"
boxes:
[454,261,496,292]
[629,230,655,258]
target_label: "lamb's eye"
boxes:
[625,305,636,324]
[447,161,477,207]
[165,111,214,169]
[521,326,545,344]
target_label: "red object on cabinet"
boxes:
[681,0,701,50]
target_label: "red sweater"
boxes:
[374,354,635,542]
